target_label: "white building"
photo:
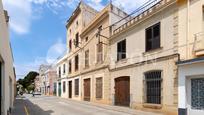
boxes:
[0,1,15,115]
[56,54,68,98]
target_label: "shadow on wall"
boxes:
[11,98,53,115]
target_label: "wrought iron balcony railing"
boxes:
[113,0,175,35]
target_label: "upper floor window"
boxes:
[98,25,102,31]
[85,37,88,42]
[75,33,79,48]
[63,64,66,74]
[144,70,162,104]
[75,55,79,71]
[97,43,103,63]
[85,50,89,68]
[76,21,79,27]
[69,29,71,34]
[69,40,72,51]
[59,67,61,78]
[145,22,160,52]
[117,39,126,61]
[69,60,72,73]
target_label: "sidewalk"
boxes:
[59,97,164,115]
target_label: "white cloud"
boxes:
[46,38,66,64]
[112,0,149,13]
[86,0,104,11]
[2,0,32,34]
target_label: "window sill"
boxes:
[143,47,163,55]
[115,58,128,64]
[143,103,162,109]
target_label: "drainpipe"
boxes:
[186,0,190,59]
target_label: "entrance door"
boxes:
[189,78,204,115]
[58,82,61,97]
[68,81,72,98]
[84,78,90,101]
[115,76,130,106]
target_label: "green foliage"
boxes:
[17,71,39,92]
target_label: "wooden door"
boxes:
[115,76,130,106]
[84,78,91,101]
[68,81,72,98]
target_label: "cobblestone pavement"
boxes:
[11,94,163,115]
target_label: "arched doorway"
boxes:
[114,76,130,106]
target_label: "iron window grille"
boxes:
[145,22,161,52]
[145,71,162,104]
[75,79,79,96]
[117,39,126,61]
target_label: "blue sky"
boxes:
[2,0,148,79]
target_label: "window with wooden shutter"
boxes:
[97,43,103,63]
[59,67,61,78]
[69,60,72,73]
[85,50,89,68]
[75,79,79,96]
[145,22,160,51]
[69,40,72,51]
[63,64,66,74]
[75,33,79,48]
[96,77,103,99]
[75,55,79,71]
[63,81,66,93]
[117,39,126,61]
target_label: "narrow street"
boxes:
[11,95,162,115]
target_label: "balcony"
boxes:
[193,32,204,56]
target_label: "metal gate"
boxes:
[115,76,130,106]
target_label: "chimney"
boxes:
[3,10,9,23]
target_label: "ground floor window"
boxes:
[145,71,162,104]
[191,78,204,110]
[75,79,79,96]
[96,77,103,99]
[63,81,66,93]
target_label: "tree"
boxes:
[17,71,39,92]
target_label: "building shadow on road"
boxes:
[12,97,54,115]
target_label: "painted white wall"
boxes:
[178,62,204,109]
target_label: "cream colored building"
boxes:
[65,1,98,101]
[110,0,179,114]
[65,0,129,104]
[0,1,15,115]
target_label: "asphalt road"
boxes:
[11,95,162,115]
